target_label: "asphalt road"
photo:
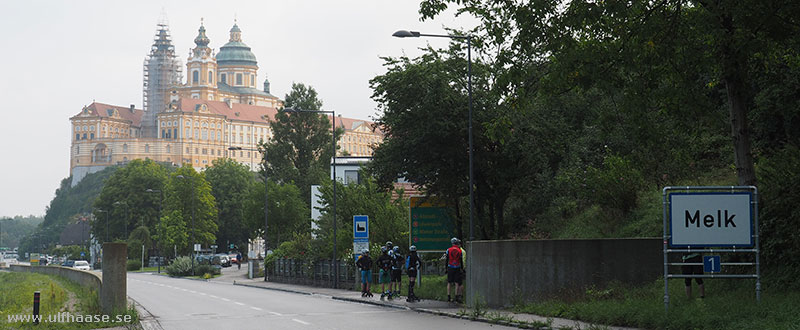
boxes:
[127,272,513,330]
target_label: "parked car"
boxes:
[216,254,231,267]
[62,260,75,268]
[73,260,90,271]
[228,254,238,264]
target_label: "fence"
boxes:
[266,257,448,289]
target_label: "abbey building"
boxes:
[70,21,382,185]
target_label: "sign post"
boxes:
[662,186,760,313]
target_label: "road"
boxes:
[127,272,513,330]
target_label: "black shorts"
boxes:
[407,268,418,278]
[391,269,402,282]
[682,255,704,286]
[447,267,463,284]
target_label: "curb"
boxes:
[129,296,163,330]
[331,296,410,310]
[232,281,313,296]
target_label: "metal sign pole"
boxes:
[662,188,669,313]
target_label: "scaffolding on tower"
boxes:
[142,21,183,138]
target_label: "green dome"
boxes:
[216,41,257,67]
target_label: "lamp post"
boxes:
[176,174,196,276]
[392,29,475,242]
[228,146,268,281]
[280,107,339,288]
[146,188,163,273]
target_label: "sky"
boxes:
[0,0,475,217]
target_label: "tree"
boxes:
[243,180,309,250]
[160,166,218,255]
[314,172,409,259]
[419,0,800,186]
[93,159,169,241]
[259,83,342,205]
[204,158,252,252]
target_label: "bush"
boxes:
[758,145,800,278]
[126,260,142,271]
[195,264,220,277]
[166,256,193,277]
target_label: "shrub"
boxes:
[195,264,220,277]
[126,260,142,271]
[758,145,800,278]
[166,256,193,277]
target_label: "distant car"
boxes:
[62,260,75,268]
[218,254,231,267]
[228,254,238,264]
[73,260,90,271]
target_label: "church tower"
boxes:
[183,20,219,100]
[142,21,183,138]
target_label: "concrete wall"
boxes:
[466,238,661,307]
[10,264,103,298]
[100,242,127,314]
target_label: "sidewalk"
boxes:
[220,267,637,330]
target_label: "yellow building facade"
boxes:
[69,21,382,184]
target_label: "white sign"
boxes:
[670,193,752,247]
[353,238,369,262]
[194,244,201,252]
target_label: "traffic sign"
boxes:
[703,255,721,273]
[210,245,218,249]
[669,192,753,247]
[410,196,455,252]
[194,244,201,252]
[353,215,368,239]
[353,238,369,262]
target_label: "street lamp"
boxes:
[393,29,475,242]
[176,174,196,276]
[146,188,163,273]
[280,107,339,288]
[228,145,269,281]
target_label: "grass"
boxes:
[130,266,160,272]
[512,276,800,330]
[0,272,138,329]
[364,274,457,301]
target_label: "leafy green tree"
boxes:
[128,226,151,262]
[243,180,309,250]
[204,158,252,252]
[154,210,188,258]
[93,159,169,242]
[259,83,342,205]
[160,166,218,255]
[314,173,409,259]
[0,216,42,250]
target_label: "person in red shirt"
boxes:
[445,237,464,303]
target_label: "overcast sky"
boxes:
[0,0,475,217]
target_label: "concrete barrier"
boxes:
[466,238,662,307]
[9,264,103,303]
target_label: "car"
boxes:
[216,254,231,267]
[228,254,238,264]
[73,260,90,271]
[62,260,75,268]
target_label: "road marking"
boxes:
[269,312,282,316]
[292,319,310,325]
[209,295,218,299]
[188,290,197,294]
[250,306,262,311]
[234,302,245,306]
[221,298,231,302]
[198,292,207,296]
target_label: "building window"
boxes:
[236,73,242,85]
[195,148,199,154]
[345,170,360,185]
[166,145,171,153]
[76,134,80,140]
[202,129,208,140]
[250,74,254,87]
[145,145,150,153]
[76,146,80,154]
[209,71,213,83]
[192,70,199,83]
[186,147,190,153]
[173,128,178,139]
[90,133,94,139]
[123,144,128,152]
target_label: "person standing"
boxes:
[391,246,403,298]
[406,245,421,302]
[682,252,705,298]
[377,246,393,299]
[356,249,373,297]
[445,237,464,303]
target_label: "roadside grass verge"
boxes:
[0,272,138,329]
[513,277,800,330]
[367,274,454,301]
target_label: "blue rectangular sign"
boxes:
[703,255,721,273]
[353,215,368,239]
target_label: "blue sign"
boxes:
[353,215,369,239]
[703,255,721,273]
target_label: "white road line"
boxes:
[209,295,218,299]
[234,302,245,306]
[269,312,282,316]
[221,298,231,302]
[189,290,197,294]
[292,319,310,325]
[250,306,262,311]
[198,293,207,296]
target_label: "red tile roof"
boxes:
[71,102,144,126]
[175,98,279,123]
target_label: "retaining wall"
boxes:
[9,264,103,296]
[466,238,662,307]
